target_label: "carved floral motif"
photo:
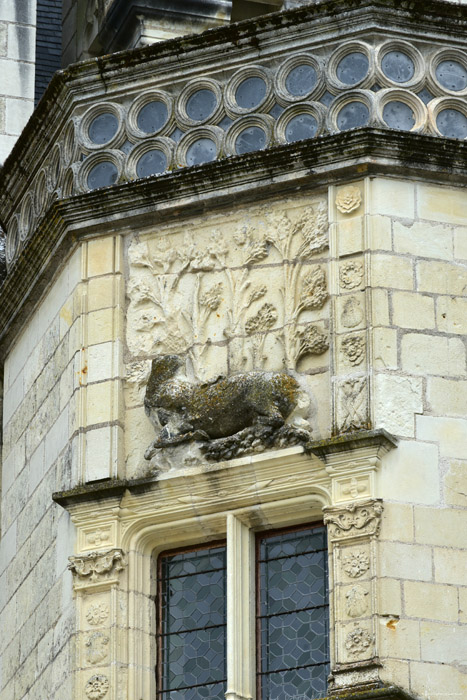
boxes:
[345,585,369,618]
[68,548,126,583]
[297,325,329,361]
[345,627,373,656]
[324,500,383,540]
[86,631,110,665]
[336,186,362,214]
[127,199,329,376]
[342,551,370,578]
[85,674,109,699]
[340,261,364,290]
[86,603,110,626]
[341,335,365,366]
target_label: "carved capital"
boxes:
[324,499,383,541]
[68,548,126,583]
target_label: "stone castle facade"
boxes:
[0,1,466,699]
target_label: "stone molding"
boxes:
[68,547,126,585]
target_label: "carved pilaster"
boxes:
[68,547,127,700]
[324,499,383,696]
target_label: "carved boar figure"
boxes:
[144,354,311,461]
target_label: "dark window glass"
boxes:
[257,524,329,700]
[88,113,119,145]
[336,101,369,130]
[137,101,168,134]
[381,51,415,83]
[186,90,217,121]
[382,100,415,131]
[336,52,369,86]
[157,544,227,700]
[186,138,217,166]
[285,64,317,97]
[136,150,168,178]
[235,77,267,109]
[435,60,467,92]
[436,109,467,140]
[235,126,267,154]
[87,161,118,190]
[285,113,318,143]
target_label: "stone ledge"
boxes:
[317,686,416,700]
[52,429,396,508]
[307,429,398,460]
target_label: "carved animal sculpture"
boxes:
[144,354,303,458]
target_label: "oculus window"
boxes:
[157,524,329,699]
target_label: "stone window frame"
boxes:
[64,432,395,700]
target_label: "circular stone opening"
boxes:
[136,150,168,178]
[382,100,415,130]
[234,126,267,154]
[285,64,317,97]
[435,60,467,92]
[88,113,119,145]
[381,51,415,83]
[436,108,467,140]
[336,52,369,86]
[235,77,267,110]
[186,89,217,121]
[186,138,217,166]
[87,161,118,190]
[137,101,168,134]
[285,113,318,142]
[336,101,370,130]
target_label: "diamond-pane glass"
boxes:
[257,526,329,700]
[158,545,226,698]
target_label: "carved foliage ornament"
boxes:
[68,548,126,582]
[324,500,383,540]
[85,675,109,699]
[341,335,365,366]
[336,186,362,214]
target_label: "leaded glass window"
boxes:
[157,543,227,700]
[256,524,329,700]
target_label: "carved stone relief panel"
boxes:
[125,194,332,473]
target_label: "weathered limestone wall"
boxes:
[367,178,467,698]
[0,0,36,164]
[0,251,81,699]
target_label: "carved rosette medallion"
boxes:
[345,627,374,657]
[336,186,362,214]
[339,261,363,290]
[341,335,365,366]
[68,548,126,583]
[85,674,109,699]
[86,602,110,626]
[324,500,383,542]
[342,550,370,578]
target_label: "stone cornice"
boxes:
[317,685,417,699]
[0,128,465,360]
[0,0,465,224]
